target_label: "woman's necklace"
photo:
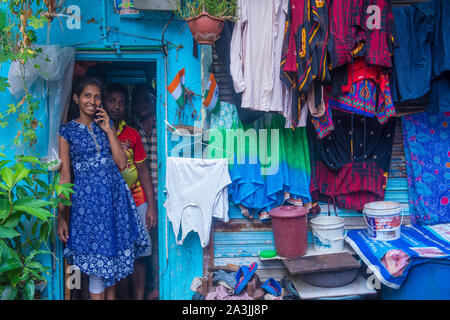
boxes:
[76,117,100,155]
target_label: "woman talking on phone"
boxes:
[57,76,150,300]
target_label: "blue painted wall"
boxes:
[0,0,205,300]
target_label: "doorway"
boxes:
[65,60,160,300]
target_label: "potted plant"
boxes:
[0,154,73,300]
[176,0,238,45]
[114,0,139,15]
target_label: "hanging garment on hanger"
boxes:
[328,0,398,69]
[307,109,396,210]
[207,114,311,216]
[310,58,396,139]
[230,0,291,112]
[281,0,331,93]
[164,157,231,248]
[280,0,331,129]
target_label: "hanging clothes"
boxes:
[391,0,450,113]
[279,0,331,129]
[209,101,240,130]
[214,20,266,125]
[281,0,331,93]
[391,4,435,102]
[402,112,450,225]
[207,114,311,216]
[230,0,291,112]
[311,58,396,139]
[164,157,231,248]
[328,0,398,69]
[307,109,396,210]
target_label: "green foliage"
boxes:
[176,0,238,21]
[0,154,73,300]
[0,1,49,148]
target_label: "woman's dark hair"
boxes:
[67,76,106,122]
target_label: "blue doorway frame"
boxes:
[54,51,171,300]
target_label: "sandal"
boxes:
[286,198,303,206]
[261,278,282,297]
[239,205,253,220]
[234,262,258,295]
[258,211,271,222]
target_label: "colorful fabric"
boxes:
[402,112,450,225]
[59,120,150,287]
[117,121,147,206]
[346,224,450,289]
[203,73,220,114]
[281,0,331,93]
[311,59,396,139]
[207,114,311,215]
[311,103,334,140]
[328,0,398,68]
[209,101,240,130]
[328,79,377,117]
[308,109,396,210]
[308,109,396,171]
[167,68,185,107]
[139,120,158,201]
[310,160,387,210]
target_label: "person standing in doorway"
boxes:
[104,83,157,300]
[57,76,150,300]
[131,83,159,300]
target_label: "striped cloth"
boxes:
[139,120,158,201]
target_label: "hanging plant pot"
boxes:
[186,11,225,45]
[114,0,139,15]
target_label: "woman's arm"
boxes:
[57,136,71,243]
[95,107,127,170]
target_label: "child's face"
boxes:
[74,84,102,117]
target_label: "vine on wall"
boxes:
[0,0,49,150]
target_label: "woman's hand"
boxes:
[94,107,112,133]
[57,214,69,243]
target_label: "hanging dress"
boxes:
[59,120,150,287]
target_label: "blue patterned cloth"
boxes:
[402,112,450,225]
[210,102,239,130]
[59,120,150,287]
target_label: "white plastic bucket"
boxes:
[310,215,346,254]
[363,201,403,241]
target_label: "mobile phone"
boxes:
[95,105,103,119]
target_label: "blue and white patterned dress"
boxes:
[59,120,150,287]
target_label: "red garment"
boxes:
[328,0,397,68]
[310,160,387,210]
[117,121,148,206]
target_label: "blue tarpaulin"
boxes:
[345,224,450,289]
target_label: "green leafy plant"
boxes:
[176,0,238,21]
[0,154,73,300]
[0,0,49,149]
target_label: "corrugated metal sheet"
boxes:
[210,50,415,282]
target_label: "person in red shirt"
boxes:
[104,83,157,300]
